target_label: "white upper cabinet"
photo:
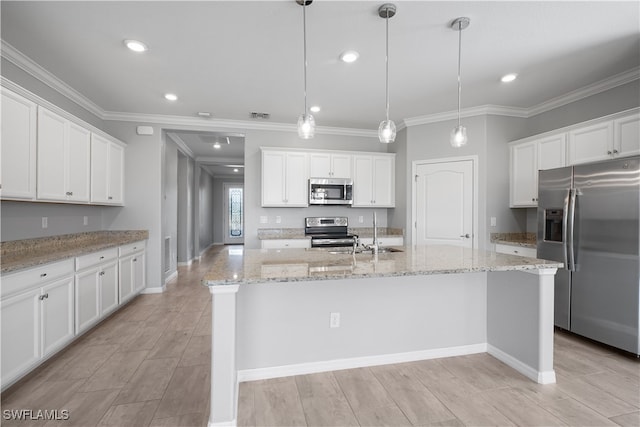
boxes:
[510,141,538,207]
[537,134,566,171]
[309,152,352,178]
[568,121,614,165]
[91,134,124,205]
[0,88,37,200]
[614,113,640,158]
[261,149,309,207]
[352,154,395,207]
[37,107,91,202]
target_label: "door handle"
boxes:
[460,234,470,238]
[567,188,577,272]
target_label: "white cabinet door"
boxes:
[537,134,567,171]
[41,277,74,357]
[100,261,119,315]
[1,88,37,200]
[353,155,374,206]
[119,255,134,304]
[331,153,352,179]
[132,252,146,293]
[309,152,331,177]
[66,123,91,202]
[108,143,124,204]
[284,152,308,206]
[614,113,640,158]
[261,239,311,249]
[37,107,67,201]
[75,268,100,333]
[91,134,110,204]
[568,122,613,165]
[1,288,40,385]
[510,141,538,207]
[352,154,395,207]
[372,155,394,207]
[261,150,308,207]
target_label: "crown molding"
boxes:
[166,132,195,158]
[1,39,105,119]
[527,67,640,117]
[402,105,529,127]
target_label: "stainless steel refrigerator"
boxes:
[537,156,639,355]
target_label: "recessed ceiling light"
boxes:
[213,142,221,149]
[233,168,239,173]
[164,93,178,101]
[501,73,518,83]
[340,50,359,63]
[124,39,147,53]
[310,105,321,113]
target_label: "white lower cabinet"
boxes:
[75,249,118,334]
[119,242,146,303]
[359,236,404,247]
[261,239,311,249]
[1,261,74,388]
[495,243,537,258]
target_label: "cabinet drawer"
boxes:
[495,244,537,258]
[261,239,311,249]
[1,259,74,298]
[75,247,118,271]
[119,241,145,257]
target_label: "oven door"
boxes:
[311,236,355,248]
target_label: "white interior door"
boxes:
[414,159,474,247]
[223,183,244,245]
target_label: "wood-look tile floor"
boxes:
[2,245,639,426]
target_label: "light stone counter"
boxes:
[202,245,561,286]
[1,230,149,273]
[490,232,537,249]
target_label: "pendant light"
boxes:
[450,17,470,148]
[378,3,397,144]
[296,0,315,139]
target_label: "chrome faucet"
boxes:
[371,211,379,254]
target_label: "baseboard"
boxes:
[208,419,236,427]
[237,343,487,383]
[177,259,193,267]
[200,243,216,256]
[140,284,166,294]
[164,270,178,284]
[487,344,556,384]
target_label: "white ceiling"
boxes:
[2,1,639,169]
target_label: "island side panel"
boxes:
[235,273,487,379]
[486,269,557,384]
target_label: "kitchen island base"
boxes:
[206,266,557,427]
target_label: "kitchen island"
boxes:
[203,245,562,427]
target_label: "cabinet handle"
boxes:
[133,258,137,262]
[607,150,612,155]
[613,149,619,154]
[100,271,105,276]
[66,191,73,196]
[108,196,113,200]
[39,294,46,301]
[514,250,519,254]
[40,273,47,278]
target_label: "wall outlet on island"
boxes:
[358,216,363,223]
[41,217,48,229]
[275,216,281,224]
[490,217,497,227]
[330,312,340,328]
[83,216,88,226]
[260,216,268,224]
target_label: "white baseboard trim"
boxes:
[140,284,166,294]
[164,270,178,284]
[487,344,556,384]
[177,259,193,267]
[208,419,236,427]
[199,243,216,256]
[237,343,487,383]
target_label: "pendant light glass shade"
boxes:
[378,4,396,144]
[450,17,470,148]
[297,113,316,139]
[378,120,396,144]
[297,0,315,139]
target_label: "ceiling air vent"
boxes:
[250,112,270,119]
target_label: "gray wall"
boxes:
[388,128,407,234]
[177,153,195,263]
[163,138,179,280]
[198,168,215,253]
[1,202,105,241]
[213,176,245,245]
[243,129,388,249]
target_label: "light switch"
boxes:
[260,216,268,224]
[490,217,497,227]
[42,217,48,229]
[275,216,281,224]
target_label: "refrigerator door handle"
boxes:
[563,188,571,270]
[567,188,577,272]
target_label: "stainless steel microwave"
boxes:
[309,178,353,205]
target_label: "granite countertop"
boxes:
[490,232,537,249]
[257,227,404,240]
[1,230,149,274]
[203,245,562,286]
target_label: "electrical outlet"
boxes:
[490,217,497,227]
[41,217,48,229]
[260,216,268,224]
[358,216,364,223]
[275,216,281,224]
[330,312,340,328]
[83,216,88,226]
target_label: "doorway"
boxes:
[412,157,477,248]
[223,183,244,245]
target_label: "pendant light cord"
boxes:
[385,9,390,122]
[456,20,462,127]
[303,1,308,114]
